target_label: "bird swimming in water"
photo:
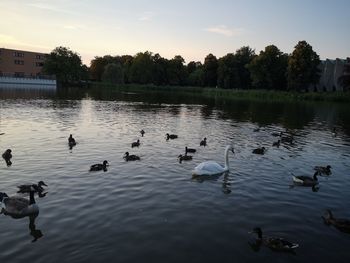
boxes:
[131,139,140,148]
[272,140,280,147]
[17,181,47,194]
[322,210,350,233]
[166,133,178,140]
[178,154,193,163]
[124,152,140,161]
[140,130,145,137]
[2,149,12,166]
[252,147,266,155]
[68,134,76,148]
[200,137,207,147]
[292,171,318,186]
[314,165,332,176]
[89,160,109,171]
[0,190,39,217]
[185,147,196,154]
[250,227,299,252]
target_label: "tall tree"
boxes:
[167,55,187,85]
[129,52,154,84]
[287,41,321,91]
[217,53,239,89]
[102,63,124,84]
[43,46,86,84]
[203,54,218,87]
[247,45,288,90]
[338,58,350,91]
[234,46,255,89]
[152,53,168,85]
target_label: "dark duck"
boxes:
[90,160,109,171]
[200,137,207,146]
[322,210,350,234]
[68,134,76,148]
[17,181,47,194]
[166,133,178,140]
[178,154,193,163]
[124,152,140,161]
[131,139,140,148]
[252,147,266,155]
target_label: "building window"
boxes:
[35,62,44,67]
[36,54,44,60]
[14,60,24,65]
[14,52,24,57]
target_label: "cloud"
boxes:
[63,24,86,30]
[139,12,155,21]
[0,34,51,51]
[26,1,76,15]
[205,25,244,37]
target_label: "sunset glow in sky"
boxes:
[1,0,349,65]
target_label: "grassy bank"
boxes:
[89,82,350,103]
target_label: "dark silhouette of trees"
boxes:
[247,45,288,90]
[43,46,87,84]
[287,41,321,91]
[203,54,218,87]
[102,63,124,84]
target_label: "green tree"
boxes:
[102,63,124,84]
[234,46,255,89]
[338,59,350,91]
[247,45,288,90]
[43,46,86,84]
[287,41,321,91]
[217,53,239,89]
[129,51,154,84]
[167,55,187,85]
[152,53,168,85]
[203,54,218,87]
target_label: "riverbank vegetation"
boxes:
[43,41,350,94]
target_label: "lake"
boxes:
[1,87,350,263]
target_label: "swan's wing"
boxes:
[4,197,29,212]
[193,161,225,175]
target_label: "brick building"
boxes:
[0,48,47,77]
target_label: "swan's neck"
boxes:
[29,191,36,205]
[224,147,230,171]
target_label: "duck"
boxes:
[250,227,299,252]
[2,149,12,160]
[332,127,337,137]
[272,140,280,147]
[17,181,47,193]
[200,137,207,147]
[178,154,193,163]
[253,127,261,132]
[89,160,109,171]
[292,171,318,186]
[185,147,196,154]
[166,133,178,140]
[314,165,332,175]
[131,139,140,148]
[140,130,145,137]
[252,147,266,155]
[68,134,76,147]
[322,210,350,233]
[192,145,234,176]
[0,191,39,217]
[123,152,140,161]
[281,134,294,144]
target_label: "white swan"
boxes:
[192,145,234,176]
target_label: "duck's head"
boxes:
[4,149,11,154]
[326,165,332,169]
[124,152,129,157]
[0,192,9,202]
[38,181,47,187]
[178,154,183,158]
[262,147,266,151]
[103,160,109,166]
[204,137,207,141]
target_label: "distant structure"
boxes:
[309,58,350,92]
[0,48,56,89]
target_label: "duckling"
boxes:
[178,154,193,163]
[250,227,299,252]
[314,165,332,175]
[2,149,12,160]
[272,140,280,147]
[68,134,76,148]
[124,152,140,161]
[322,210,350,233]
[185,147,196,154]
[17,181,47,194]
[292,171,318,186]
[200,137,207,147]
[0,191,39,217]
[131,139,140,148]
[281,134,294,144]
[252,147,266,155]
[89,160,109,171]
[166,133,178,140]
[140,130,145,137]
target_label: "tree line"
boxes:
[43,41,348,91]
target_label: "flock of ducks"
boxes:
[1,126,349,251]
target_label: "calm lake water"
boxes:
[1,87,350,263]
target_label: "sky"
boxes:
[0,0,349,65]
